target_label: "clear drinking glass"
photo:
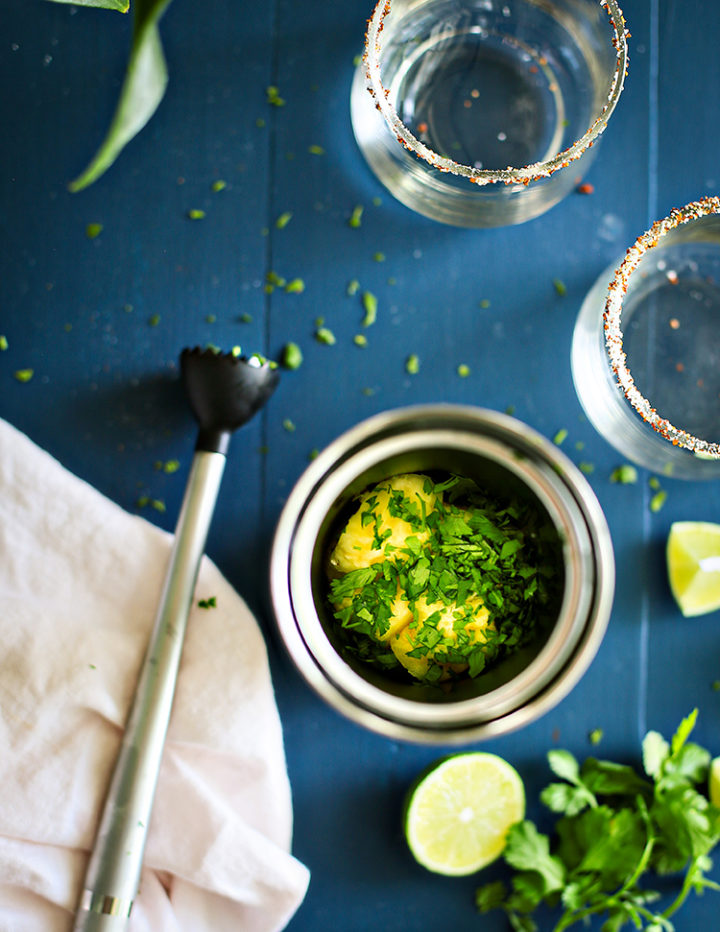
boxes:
[572,197,720,479]
[350,0,629,228]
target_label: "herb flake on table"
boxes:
[281,342,303,370]
[13,369,34,383]
[405,354,420,375]
[361,291,377,327]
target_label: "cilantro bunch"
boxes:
[477,710,720,931]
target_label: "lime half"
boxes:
[667,521,720,617]
[403,752,525,876]
[710,757,720,808]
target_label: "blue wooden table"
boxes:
[3,1,720,929]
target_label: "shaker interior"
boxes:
[307,443,566,705]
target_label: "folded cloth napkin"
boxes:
[0,418,309,932]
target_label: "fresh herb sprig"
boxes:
[476,709,720,931]
[44,0,172,191]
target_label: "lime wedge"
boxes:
[667,521,720,617]
[710,756,720,807]
[403,752,525,876]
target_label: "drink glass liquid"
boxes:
[351,0,629,227]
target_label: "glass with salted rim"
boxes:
[572,197,720,479]
[350,0,629,228]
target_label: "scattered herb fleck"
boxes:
[309,448,319,460]
[553,278,567,296]
[348,204,364,228]
[373,251,386,262]
[315,327,336,345]
[479,298,491,309]
[275,211,293,229]
[211,179,226,192]
[588,727,603,745]
[265,270,286,292]
[281,342,303,370]
[610,464,638,484]
[187,209,206,220]
[353,334,368,347]
[650,489,667,512]
[0,336,7,351]
[553,428,568,446]
[308,144,325,155]
[197,596,217,609]
[457,364,470,378]
[13,369,34,383]
[206,314,216,323]
[266,85,285,106]
[148,314,161,327]
[578,461,595,474]
[239,312,253,324]
[361,291,377,327]
[405,354,420,375]
[284,278,305,294]
[282,418,296,432]
[155,459,180,474]
[347,279,360,296]
[649,476,661,490]
[85,223,103,239]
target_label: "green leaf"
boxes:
[643,731,670,779]
[504,821,566,894]
[475,880,507,913]
[547,749,582,785]
[671,708,699,756]
[540,782,594,817]
[45,0,129,9]
[581,758,652,797]
[69,0,173,191]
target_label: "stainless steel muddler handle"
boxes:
[72,450,226,931]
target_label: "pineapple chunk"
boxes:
[329,473,436,573]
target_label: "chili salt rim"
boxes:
[603,196,720,458]
[362,0,629,188]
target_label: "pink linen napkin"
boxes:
[0,417,309,932]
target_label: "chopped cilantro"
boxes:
[266,85,285,106]
[0,335,8,351]
[13,369,34,383]
[284,278,305,293]
[211,179,226,192]
[348,204,364,228]
[553,428,568,445]
[405,354,420,374]
[281,342,303,370]
[315,327,336,345]
[275,211,293,229]
[361,291,377,327]
[187,209,206,220]
[197,596,217,609]
[588,727,603,745]
[650,489,667,512]
[85,223,103,239]
[610,464,638,484]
